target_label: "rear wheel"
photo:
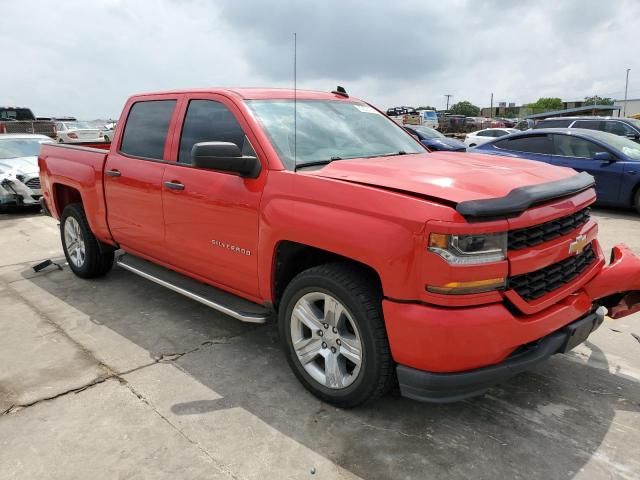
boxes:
[60,203,114,278]
[635,188,640,215]
[279,263,394,408]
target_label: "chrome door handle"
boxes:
[164,181,185,191]
[105,169,121,177]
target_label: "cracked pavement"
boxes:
[0,210,639,479]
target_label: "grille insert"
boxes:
[25,177,41,189]
[508,208,590,250]
[509,244,596,301]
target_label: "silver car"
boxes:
[0,134,54,210]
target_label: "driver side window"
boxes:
[552,135,604,159]
[178,100,255,164]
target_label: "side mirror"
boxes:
[593,151,615,162]
[191,142,261,178]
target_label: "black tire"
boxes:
[634,188,640,215]
[279,263,394,408]
[60,203,114,278]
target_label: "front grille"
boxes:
[509,244,596,301]
[25,177,40,189]
[508,208,590,250]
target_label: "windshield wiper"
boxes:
[295,157,343,170]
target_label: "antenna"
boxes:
[293,32,297,171]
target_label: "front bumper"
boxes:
[384,244,640,402]
[397,307,605,403]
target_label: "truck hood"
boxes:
[307,152,576,205]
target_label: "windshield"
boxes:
[0,137,54,159]
[247,100,425,169]
[409,126,443,139]
[580,129,640,160]
[422,111,437,120]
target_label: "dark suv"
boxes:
[533,116,640,142]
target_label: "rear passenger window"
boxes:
[178,100,253,164]
[494,135,553,154]
[120,100,176,160]
[535,119,572,128]
[573,120,604,131]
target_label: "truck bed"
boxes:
[38,142,113,243]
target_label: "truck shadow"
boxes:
[26,265,640,480]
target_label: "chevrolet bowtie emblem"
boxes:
[568,235,588,255]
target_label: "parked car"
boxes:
[417,109,438,129]
[100,125,117,142]
[0,134,53,210]
[533,116,640,143]
[464,128,519,147]
[404,125,466,151]
[38,87,640,407]
[473,128,640,211]
[55,121,104,143]
[0,107,56,138]
[516,118,535,130]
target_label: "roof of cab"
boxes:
[129,87,362,102]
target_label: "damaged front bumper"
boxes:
[584,244,640,319]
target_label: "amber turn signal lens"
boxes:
[427,277,506,295]
[429,233,449,250]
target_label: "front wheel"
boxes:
[634,189,640,215]
[279,263,394,408]
[61,203,114,278]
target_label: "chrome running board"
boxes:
[116,254,270,324]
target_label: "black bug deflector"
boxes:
[456,171,595,220]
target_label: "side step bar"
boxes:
[115,254,271,324]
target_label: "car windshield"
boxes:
[410,126,443,139]
[579,129,640,160]
[247,100,425,169]
[0,138,53,159]
[66,121,93,129]
[422,111,437,119]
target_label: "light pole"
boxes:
[623,68,630,117]
[444,94,453,111]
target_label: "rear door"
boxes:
[161,94,266,299]
[548,133,624,204]
[104,96,179,260]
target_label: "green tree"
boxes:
[449,101,480,117]
[583,95,614,106]
[525,97,563,112]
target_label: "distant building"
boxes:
[614,98,640,117]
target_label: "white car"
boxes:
[464,128,519,148]
[0,134,54,210]
[99,125,117,142]
[55,121,104,143]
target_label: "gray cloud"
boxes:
[0,0,638,119]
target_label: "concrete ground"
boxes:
[0,209,639,480]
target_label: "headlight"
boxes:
[428,232,507,264]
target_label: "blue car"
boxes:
[473,128,640,212]
[404,125,466,152]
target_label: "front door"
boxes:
[104,97,178,260]
[549,133,624,204]
[161,96,265,299]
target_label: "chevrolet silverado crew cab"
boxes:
[39,88,640,407]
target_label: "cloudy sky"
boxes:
[1,0,638,119]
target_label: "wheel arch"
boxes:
[271,241,382,311]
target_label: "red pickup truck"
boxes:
[38,88,640,407]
